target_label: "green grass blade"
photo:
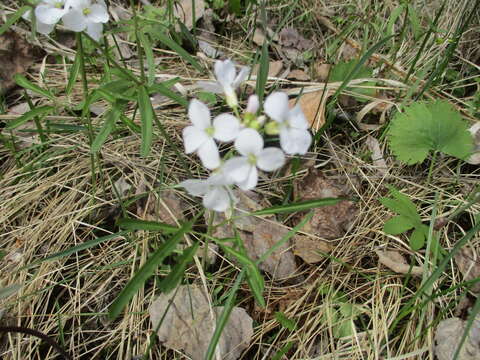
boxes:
[158,242,200,293]
[117,218,179,233]
[0,283,22,300]
[91,104,123,153]
[0,6,30,36]
[14,74,55,102]
[149,82,188,107]
[155,31,203,72]
[109,218,197,320]
[205,270,245,360]
[6,105,54,130]
[66,51,81,96]
[252,197,345,216]
[137,32,156,86]
[138,85,154,157]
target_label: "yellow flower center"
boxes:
[54,1,64,8]
[205,126,215,137]
[247,153,257,165]
[83,7,92,15]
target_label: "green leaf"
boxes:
[6,105,54,130]
[91,105,123,153]
[154,31,203,72]
[221,245,265,307]
[149,82,188,107]
[117,218,179,233]
[0,283,22,300]
[14,74,55,101]
[66,51,81,95]
[388,101,474,164]
[0,6,30,36]
[383,215,415,235]
[109,220,194,320]
[409,227,426,251]
[138,85,154,157]
[252,198,345,216]
[158,242,199,293]
[137,31,156,86]
[274,312,296,331]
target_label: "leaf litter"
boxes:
[149,285,253,360]
[435,315,480,360]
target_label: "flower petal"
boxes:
[62,10,87,31]
[183,126,208,153]
[237,166,258,190]
[35,5,65,24]
[223,157,250,183]
[36,21,55,35]
[257,148,285,171]
[87,3,109,23]
[188,99,211,129]
[213,114,240,142]
[197,81,223,94]
[86,22,103,41]
[180,179,209,196]
[280,128,312,155]
[198,139,220,170]
[203,187,230,212]
[264,92,289,123]
[234,128,263,156]
[214,60,236,87]
[288,104,309,130]
[245,94,259,114]
[232,66,250,89]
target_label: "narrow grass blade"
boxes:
[205,270,245,360]
[149,82,188,107]
[252,197,345,216]
[66,52,81,96]
[109,219,196,320]
[0,6,30,36]
[155,31,203,72]
[21,232,128,270]
[138,85,154,157]
[14,74,55,102]
[256,41,269,104]
[6,105,54,130]
[91,105,123,153]
[221,245,265,307]
[137,32,156,86]
[158,242,199,293]
[117,218,179,233]
[0,283,22,300]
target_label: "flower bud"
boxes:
[246,95,259,114]
[225,87,238,108]
[264,121,280,135]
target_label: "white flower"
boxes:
[264,92,312,155]
[34,0,71,26]
[62,0,109,41]
[245,94,259,114]
[23,9,56,35]
[223,128,285,190]
[180,172,235,212]
[183,99,241,170]
[198,59,249,108]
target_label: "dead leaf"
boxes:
[365,135,388,175]
[454,246,480,293]
[173,0,205,30]
[375,250,423,276]
[466,122,480,165]
[293,235,333,264]
[207,191,298,280]
[293,170,357,240]
[136,182,185,225]
[149,285,253,360]
[289,90,333,132]
[252,60,283,78]
[253,28,266,46]
[0,31,39,95]
[113,177,132,197]
[435,315,480,360]
[287,69,310,81]
[313,62,331,81]
[278,27,313,51]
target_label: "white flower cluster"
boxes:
[24,0,109,41]
[181,59,312,212]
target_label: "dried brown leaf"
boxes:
[293,235,333,264]
[173,0,205,30]
[313,62,331,82]
[253,28,266,46]
[252,60,283,78]
[375,250,423,276]
[293,170,357,240]
[278,27,313,51]
[289,90,333,131]
[287,69,310,81]
[435,315,480,360]
[365,135,388,175]
[454,246,480,293]
[149,285,253,360]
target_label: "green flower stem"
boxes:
[76,32,97,198]
[23,90,47,147]
[427,150,438,185]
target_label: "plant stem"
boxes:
[76,32,97,199]
[427,151,437,185]
[130,0,145,83]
